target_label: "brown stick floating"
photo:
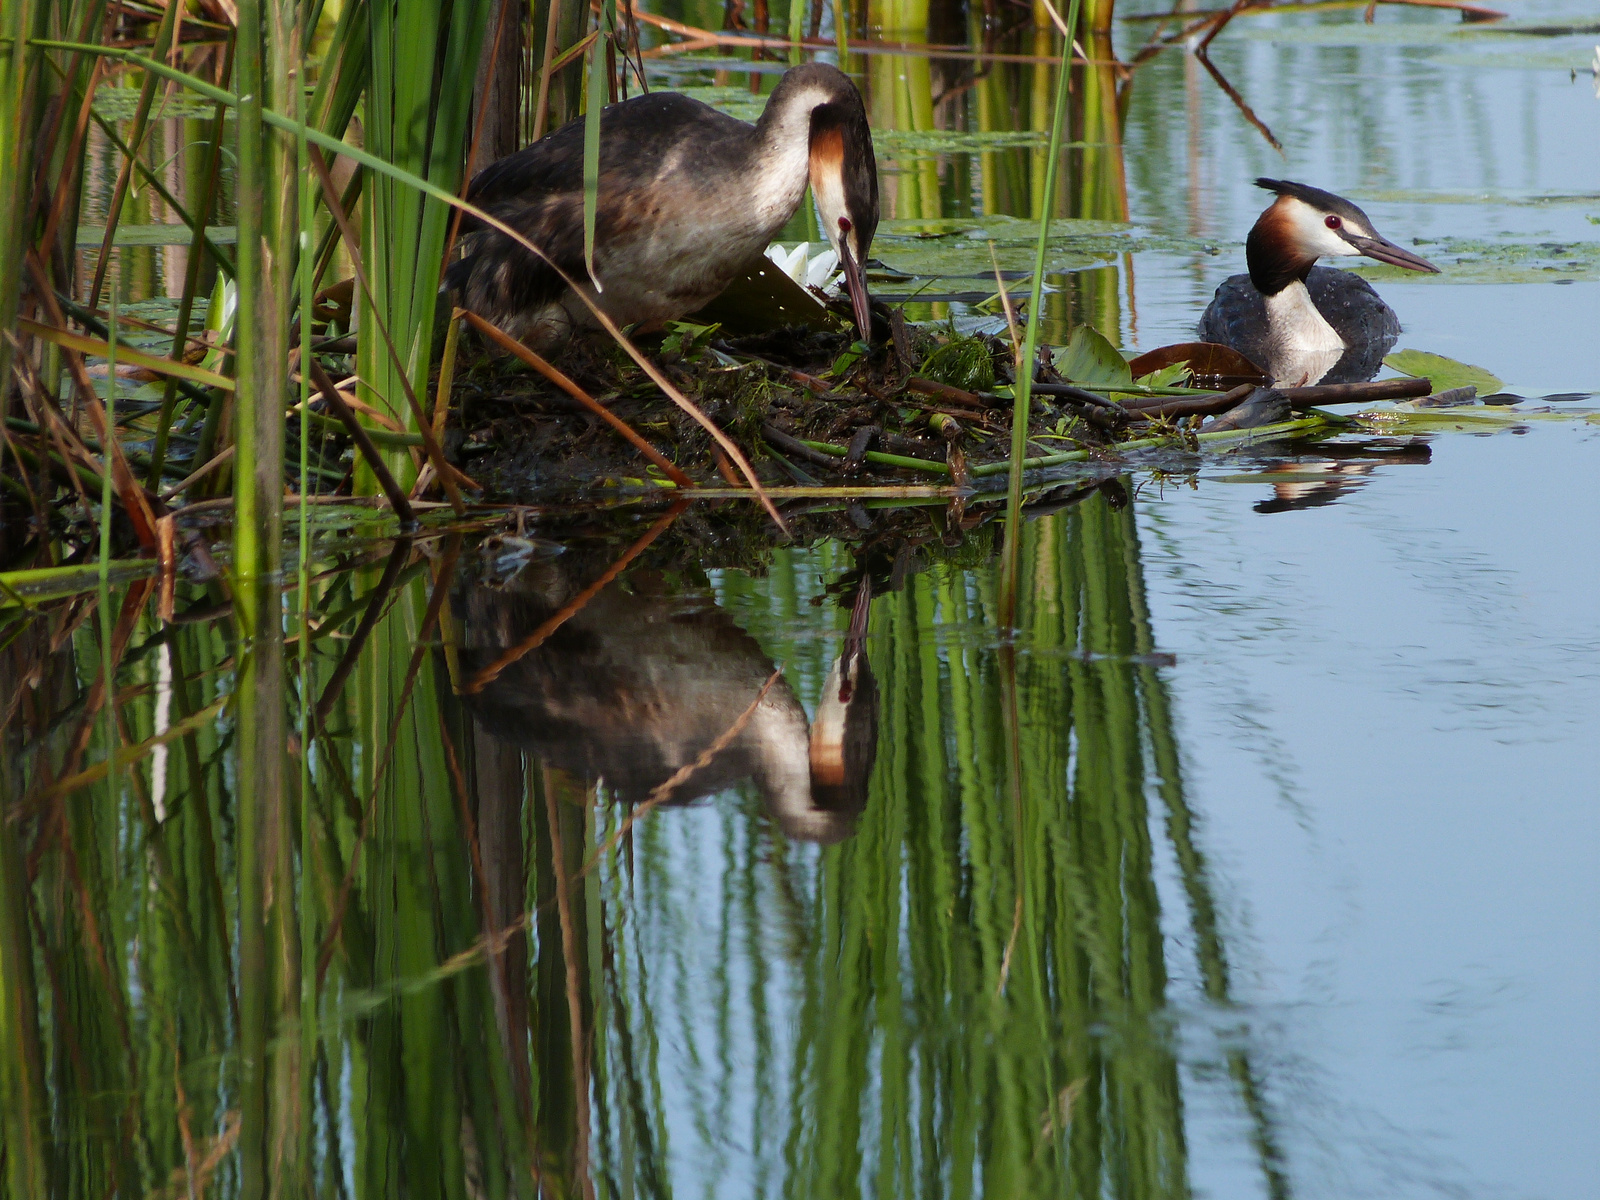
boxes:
[1277,377,1432,406]
[762,422,845,470]
[1123,384,1255,421]
[907,376,989,410]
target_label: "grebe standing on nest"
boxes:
[447,63,879,353]
[1199,179,1439,387]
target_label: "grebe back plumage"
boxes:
[447,63,879,352]
[1198,179,1439,387]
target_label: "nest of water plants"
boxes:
[439,314,1142,503]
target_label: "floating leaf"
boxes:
[1383,349,1503,396]
[77,223,239,246]
[1058,325,1131,388]
[1355,237,1600,283]
[689,257,837,334]
[1136,362,1191,388]
[1126,341,1267,387]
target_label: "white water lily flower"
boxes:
[765,242,843,293]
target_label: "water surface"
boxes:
[9,2,1600,1197]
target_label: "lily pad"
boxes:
[1354,237,1600,283]
[871,215,1219,288]
[691,257,837,334]
[874,129,1070,155]
[1349,189,1600,208]
[78,224,239,247]
[1058,325,1131,388]
[92,89,222,121]
[1126,341,1267,387]
[1383,349,1503,395]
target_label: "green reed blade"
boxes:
[999,0,1080,629]
[0,0,43,398]
[582,0,612,291]
[149,35,234,490]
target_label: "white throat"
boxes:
[750,86,835,229]
[1264,280,1346,387]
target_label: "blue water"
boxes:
[1141,419,1600,1198]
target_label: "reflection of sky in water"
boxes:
[1113,33,1598,1199]
[563,11,1596,1195]
[1141,419,1600,1199]
[631,417,1598,1199]
[646,10,1600,1190]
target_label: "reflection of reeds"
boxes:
[0,491,1296,1195]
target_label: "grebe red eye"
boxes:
[838,217,851,233]
[1325,215,1342,229]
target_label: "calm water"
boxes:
[9,1,1600,1196]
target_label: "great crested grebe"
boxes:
[1198,179,1439,387]
[447,62,879,352]
[461,561,878,844]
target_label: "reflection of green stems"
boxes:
[1000,0,1081,627]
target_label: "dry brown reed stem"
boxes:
[19,579,155,818]
[19,318,233,390]
[37,56,107,266]
[306,147,472,513]
[311,538,413,730]
[1192,42,1281,150]
[35,694,231,802]
[532,0,568,141]
[458,309,694,487]
[1130,0,1502,28]
[905,377,987,409]
[9,343,100,514]
[1122,383,1254,420]
[461,500,688,694]
[988,242,1023,362]
[21,255,160,546]
[304,356,418,527]
[158,445,235,501]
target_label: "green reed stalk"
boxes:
[294,20,318,1145]
[582,0,614,288]
[234,0,299,1188]
[99,296,116,749]
[0,766,48,1198]
[788,0,807,63]
[148,36,234,490]
[0,0,42,397]
[233,0,270,1182]
[998,0,1081,628]
[358,0,490,489]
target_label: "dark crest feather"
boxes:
[1254,177,1373,226]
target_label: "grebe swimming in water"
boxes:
[446,63,879,352]
[1198,179,1439,387]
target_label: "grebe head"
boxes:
[765,64,879,338]
[1245,178,1439,296]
